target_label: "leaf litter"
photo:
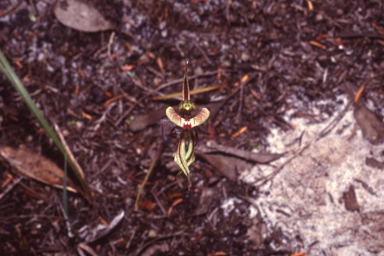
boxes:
[0,146,80,193]
[1,0,384,255]
[53,0,115,32]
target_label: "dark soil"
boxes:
[1,0,384,255]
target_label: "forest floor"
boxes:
[1,0,384,255]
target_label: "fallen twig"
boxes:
[316,98,353,141]
[134,139,165,210]
[151,85,221,101]
[195,41,212,64]
[107,32,115,59]
[115,94,147,126]
[57,197,74,238]
[0,177,22,201]
[0,0,23,17]
[151,191,167,216]
[154,70,220,92]
[132,229,186,256]
[236,73,257,125]
[195,141,284,163]
[211,87,240,121]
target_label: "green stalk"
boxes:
[0,50,91,204]
[63,155,68,218]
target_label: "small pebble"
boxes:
[153,77,162,86]
[241,52,250,62]
[148,229,157,238]
[315,14,323,21]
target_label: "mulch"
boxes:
[1,0,384,255]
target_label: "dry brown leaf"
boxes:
[129,108,167,132]
[197,153,252,181]
[53,0,115,33]
[0,146,80,193]
[354,100,384,144]
[193,187,218,216]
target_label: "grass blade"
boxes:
[0,50,92,204]
[63,155,68,218]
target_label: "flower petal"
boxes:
[190,108,210,127]
[166,106,183,127]
[187,151,195,166]
[185,132,194,162]
[174,132,191,186]
[182,71,190,101]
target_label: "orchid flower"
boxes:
[166,68,210,188]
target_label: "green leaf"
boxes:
[0,50,92,204]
